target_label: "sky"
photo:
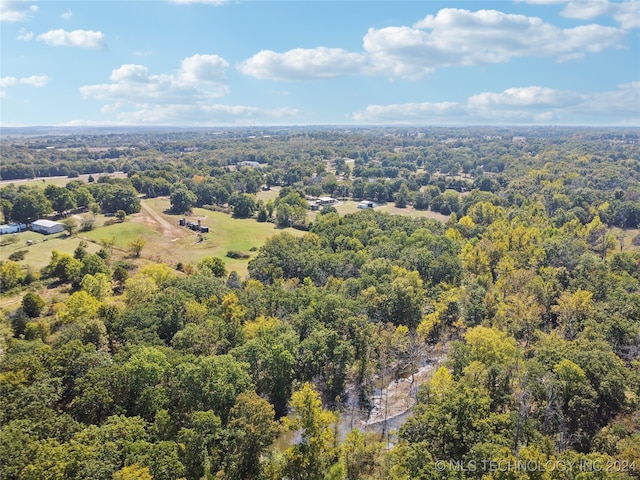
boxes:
[1,0,639,127]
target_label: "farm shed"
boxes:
[31,219,65,235]
[0,223,26,234]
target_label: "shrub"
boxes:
[22,292,46,317]
[8,250,27,261]
[226,250,250,259]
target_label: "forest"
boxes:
[1,126,639,480]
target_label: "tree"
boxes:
[80,273,113,300]
[170,186,197,214]
[230,193,257,218]
[115,210,126,222]
[44,184,76,214]
[128,237,146,258]
[394,184,411,208]
[0,261,25,292]
[11,189,52,224]
[61,217,77,236]
[21,292,45,317]
[282,383,339,480]
[224,391,279,479]
[197,256,227,277]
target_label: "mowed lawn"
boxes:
[83,198,306,277]
[2,230,101,271]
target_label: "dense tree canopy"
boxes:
[1,127,640,479]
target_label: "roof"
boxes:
[32,219,63,228]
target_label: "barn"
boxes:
[31,219,65,235]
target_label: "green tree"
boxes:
[0,261,25,292]
[11,189,52,224]
[230,193,257,218]
[128,237,146,258]
[21,292,45,317]
[44,184,76,213]
[170,186,197,214]
[394,184,411,208]
[61,217,77,236]
[198,256,227,277]
[224,391,279,479]
[282,382,339,480]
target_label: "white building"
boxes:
[31,219,65,235]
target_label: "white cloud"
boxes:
[0,0,38,22]
[352,102,465,123]
[612,0,640,29]
[238,47,369,81]
[517,0,640,29]
[352,83,640,125]
[81,54,230,104]
[1,75,50,88]
[112,103,298,125]
[16,28,33,40]
[240,7,627,82]
[377,8,624,76]
[61,8,72,20]
[80,53,301,124]
[468,86,581,108]
[37,29,106,49]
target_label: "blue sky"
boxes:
[1,0,639,126]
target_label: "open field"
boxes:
[81,197,306,277]
[0,172,128,188]
[1,230,101,271]
[1,193,450,283]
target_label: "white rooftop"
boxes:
[32,219,63,227]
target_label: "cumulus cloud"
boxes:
[1,75,50,88]
[352,102,465,123]
[79,53,300,124]
[81,54,230,104]
[77,53,297,124]
[517,0,640,29]
[238,47,369,81]
[37,29,106,49]
[0,0,38,22]
[380,8,624,75]
[239,7,627,81]
[352,83,640,125]
[16,28,33,40]
[467,86,582,108]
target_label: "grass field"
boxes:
[0,172,128,188]
[1,230,101,270]
[79,197,307,277]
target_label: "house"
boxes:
[31,219,65,235]
[0,223,26,235]
[318,197,337,206]
[358,201,375,209]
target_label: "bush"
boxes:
[226,250,250,259]
[103,218,118,227]
[8,250,27,261]
[22,292,45,318]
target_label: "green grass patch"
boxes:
[82,221,159,249]
[3,232,100,271]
